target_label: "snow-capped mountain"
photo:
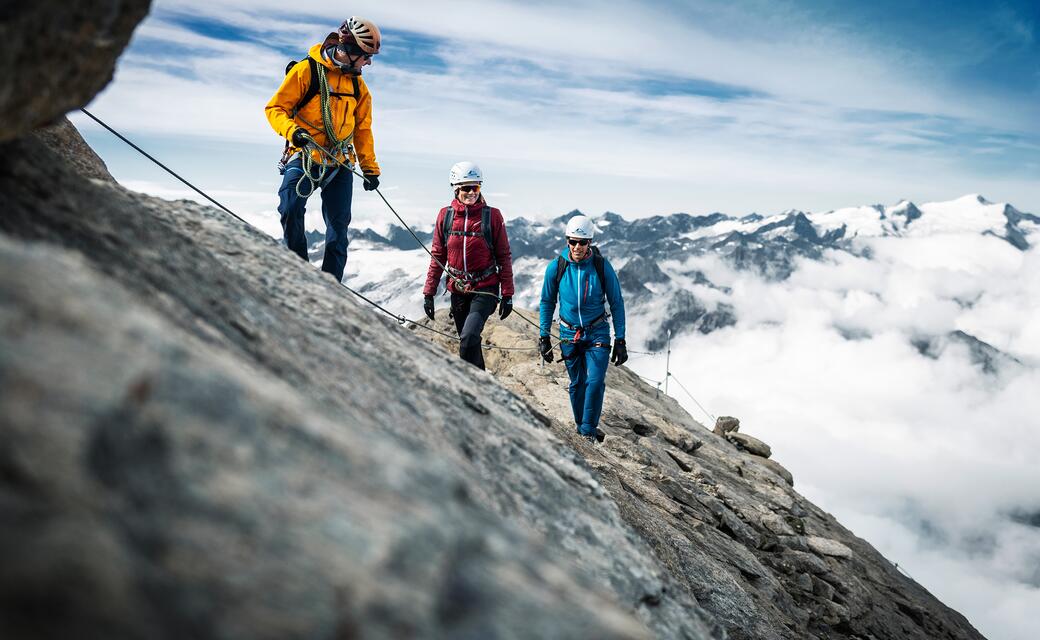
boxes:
[321,194,1038,361]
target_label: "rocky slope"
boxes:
[416,313,987,640]
[0,2,987,638]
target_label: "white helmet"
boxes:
[449,161,483,186]
[565,215,595,239]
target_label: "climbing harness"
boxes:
[559,312,609,342]
[445,264,499,292]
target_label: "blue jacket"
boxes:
[539,248,626,341]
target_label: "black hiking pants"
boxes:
[450,286,498,370]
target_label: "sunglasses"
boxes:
[568,238,590,246]
[457,185,480,193]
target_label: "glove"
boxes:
[611,339,628,367]
[423,296,435,321]
[363,174,380,191]
[291,128,308,148]
[499,296,513,320]
[538,336,554,363]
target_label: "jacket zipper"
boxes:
[462,209,469,274]
[576,263,583,327]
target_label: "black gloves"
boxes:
[363,174,380,191]
[499,296,513,320]
[611,339,628,367]
[538,336,554,363]
[291,128,308,148]
[423,296,435,321]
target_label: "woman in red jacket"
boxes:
[423,162,515,370]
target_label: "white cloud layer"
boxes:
[629,231,1040,640]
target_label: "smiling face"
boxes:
[455,183,481,205]
[568,236,590,261]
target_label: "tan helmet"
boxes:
[339,16,381,55]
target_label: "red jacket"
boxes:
[423,198,514,297]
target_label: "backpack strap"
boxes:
[481,206,496,257]
[553,256,568,295]
[439,206,454,247]
[289,58,321,117]
[591,247,607,303]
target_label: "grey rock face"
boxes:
[33,117,114,182]
[0,0,152,140]
[0,234,651,640]
[419,311,988,640]
[0,135,716,640]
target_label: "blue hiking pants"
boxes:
[278,156,354,281]
[560,326,612,436]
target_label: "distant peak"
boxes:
[955,194,992,205]
[597,211,626,223]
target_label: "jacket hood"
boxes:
[309,42,362,75]
[308,44,336,70]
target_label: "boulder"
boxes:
[0,0,153,140]
[713,416,740,434]
[725,432,772,458]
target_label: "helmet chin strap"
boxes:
[325,45,363,75]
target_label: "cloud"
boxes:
[76,0,1040,222]
[629,229,1040,639]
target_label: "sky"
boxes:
[75,0,1040,234]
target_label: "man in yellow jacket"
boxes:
[265,16,382,281]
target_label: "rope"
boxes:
[77,109,551,354]
[79,109,247,225]
[892,560,917,582]
[293,64,353,198]
[667,372,716,424]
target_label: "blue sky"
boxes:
[76,0,1039,233]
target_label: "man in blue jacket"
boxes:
[538,215,628,443]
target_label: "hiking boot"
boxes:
[595,428,605,443]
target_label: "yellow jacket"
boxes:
[265,44,380,175]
